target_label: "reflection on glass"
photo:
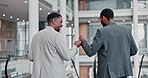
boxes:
[88,66,94,78]
[16,22,29,56]
[0,42,1,51]
[138,24,147,54]
[66,26,74,50]
[88,25,102,44]
[0,19,16,57]
[66,0,73,9]
[79,0,132,11]
[116,0,131,9]
[79,0,148,10]
[138,0,148,8]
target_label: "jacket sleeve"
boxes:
[130,29,138,56]
[81,29,103,57]
[28,39,34,62]
[55,33,78,61]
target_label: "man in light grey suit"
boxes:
[75,8,138,78]
[29,12,78,78]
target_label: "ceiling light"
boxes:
[39,8,42,10]
[122,20,125,22]
[24,0,28,3]
[48,12,50,15]
[17,18,19,21]
[71,24,74,26]
[2,14,5,17]
[10,16,13,19]
[23,20,25,22]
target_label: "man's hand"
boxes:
[74,40,81,47]
[74,35,85,47]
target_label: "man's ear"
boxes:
[52,19,56,25]
[102,16,108,23]
[102,16,106,21]
[102,16,106,20]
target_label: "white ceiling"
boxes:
[0,0,52,22]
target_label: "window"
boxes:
[88,24,102,44]
[0,42,1,51]
[138,24,147,54]
[79,0,132,11]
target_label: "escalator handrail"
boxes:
[5,55,11,78]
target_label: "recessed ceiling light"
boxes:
[24,0,28,3]
[71,24,74,26]
[10,16,13,19]
[39,8,42,10]
[122,20,125,22]
[2,14,5,17]
[23,20,25,22]
[17,18,19,21]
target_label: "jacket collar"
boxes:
[108,22,118,26]
[45,26,54,30]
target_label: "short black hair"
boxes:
[47,12,62,22]
[100,8,114,20]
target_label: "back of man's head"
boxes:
[100,8,114,20]
[47,12,61,22]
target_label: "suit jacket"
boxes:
[81,22,138,78]
[29,26,77,78]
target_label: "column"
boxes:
[52,0,58,12]
[74,0,80,78]
[147,23,148,55]
[0,63,1,78]
[60,0,66,39]
[133,0,139,78]
[28,0,39,73]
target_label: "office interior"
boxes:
[0,0,148,78]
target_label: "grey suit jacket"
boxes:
[81,22,138,78]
